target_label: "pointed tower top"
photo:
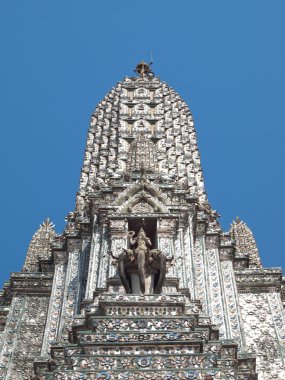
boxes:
[23,219,56,272]
[41,218,55,230]
[230,218,262,268]
[76,68,208,212]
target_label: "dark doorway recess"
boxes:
[127,217,157,249]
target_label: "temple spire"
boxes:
[23,219,56,272]
[230,217,262,268]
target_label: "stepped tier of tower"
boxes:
[33,293,257,380]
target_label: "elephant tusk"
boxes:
[107,250,117,260]
[166,255,174,262]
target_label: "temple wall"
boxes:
[238,292,285,379]
[0,296,49,380]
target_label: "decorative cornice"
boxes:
[10,272,53,295]
[234,268,282,293]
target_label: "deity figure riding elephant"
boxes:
[110,227,172,294]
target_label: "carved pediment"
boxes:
[131,200,155,213]
[115,182,169,206]
[116,190,169,214]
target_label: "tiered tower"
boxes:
[1,63,285,380]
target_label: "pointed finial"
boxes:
[42,218,55,229]
[134,61,154,78]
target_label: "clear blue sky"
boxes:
[0,1,284,286]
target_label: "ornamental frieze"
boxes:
[234,268,282,293]
[88,317,196,332]
[39,369,253,380]
[77,330,209,343]
[101,305,184,317]
[71,354,217,371]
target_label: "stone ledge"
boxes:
[10,272,53,295]
[234,268,283,293]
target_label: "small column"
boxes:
[181,212,196,297]
[205,232,228,339]
[157,218,177,281]
[108,219,128,280]
[96,219,110,289]
[191,218,209,314]
[41,250,67,356]
[58,238,82,342]
[85,214,102,299]
[175,217,190,290]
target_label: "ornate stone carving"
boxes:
[127,131,157,173]
[239,292,285,379]
[230,217,262,268]
[0,296,49,379]
[132,200,154,213]
[76,70,209,211]
[234,268,282,293]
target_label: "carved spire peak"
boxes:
[76,67,208,210]
[22,218,56,272]
[230,217,262,268]
[41,218,55,230]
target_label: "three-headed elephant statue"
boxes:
[109,228,173,294]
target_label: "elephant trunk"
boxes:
[154,254,167,294]
[137,250,146,294]
[118,257,131,294]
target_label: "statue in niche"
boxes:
[110,227,172,294]
[128,228,151,294]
